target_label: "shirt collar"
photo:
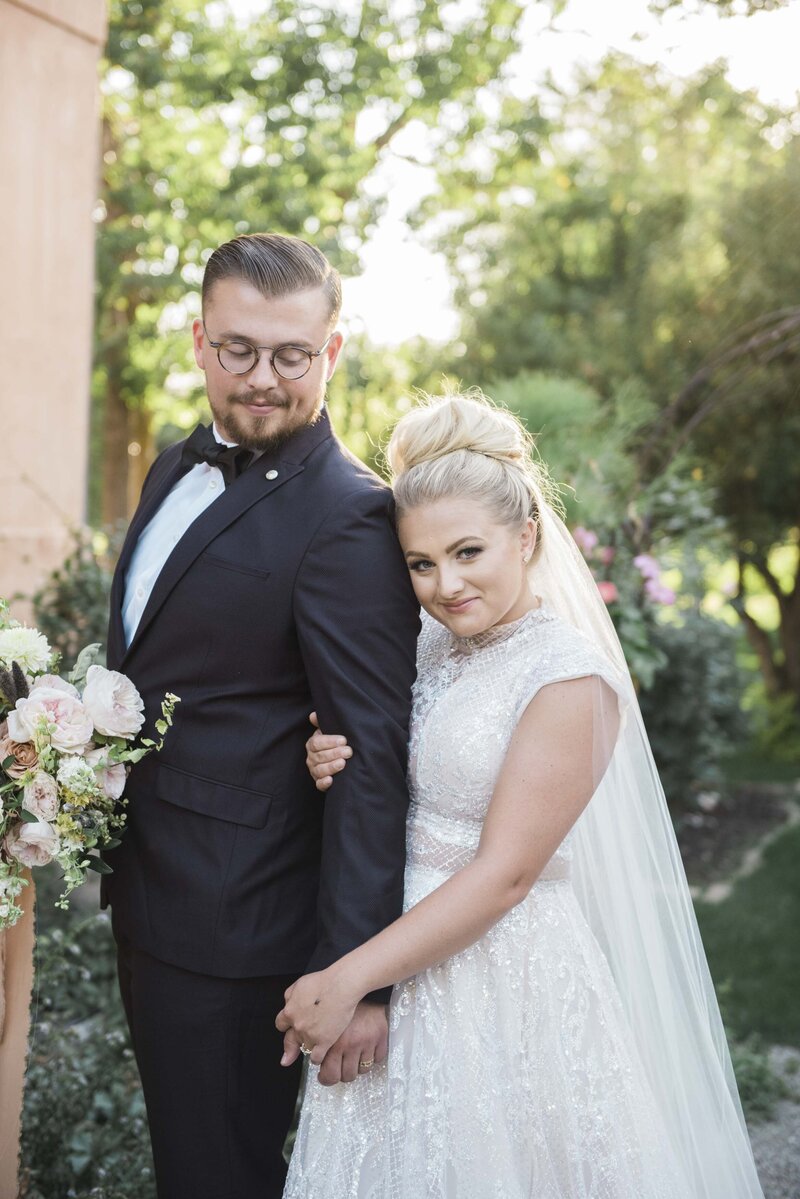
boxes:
[212,422,238,448]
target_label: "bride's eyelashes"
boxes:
[408,546,484,574]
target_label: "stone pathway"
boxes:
[750,1046,800,1199]
[690,788,800,905]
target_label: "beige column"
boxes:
[0,0,107,611]
[0,3,107,1195]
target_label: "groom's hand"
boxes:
[317,1000,388,1086]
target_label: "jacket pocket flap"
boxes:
[155,763,273,829]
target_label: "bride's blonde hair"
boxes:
[386,389,558,555]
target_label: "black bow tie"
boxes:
[181,424,254,487]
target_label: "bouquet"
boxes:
[0,598,178,929]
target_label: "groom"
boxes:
[101,233,420,1199]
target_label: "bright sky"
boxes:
[228,0,800,345]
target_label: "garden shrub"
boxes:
[638,611,749,810]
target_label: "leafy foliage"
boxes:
[21,869,154,1198]
[422,53,800,707]
[639,611,750,808]
[93,0,528,524]
[31,529,121,672]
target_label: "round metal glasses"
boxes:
[203,322,333,380]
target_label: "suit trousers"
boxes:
[116,935,302,1199]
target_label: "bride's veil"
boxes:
[531,500,764,1199]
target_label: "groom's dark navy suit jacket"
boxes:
[102,409,420,988]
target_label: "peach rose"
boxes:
[22,770,59,821]
[4,819,59,868]
[84,747,127,800]
[82,666,144,740]
[29,674,80,698]
[7,688,93,753]
[0,719,39,779]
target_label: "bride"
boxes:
[277,391,764,1199]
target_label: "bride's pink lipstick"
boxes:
[441,597,477,614]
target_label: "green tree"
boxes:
[421,54,800,707]
[94,0,527,525]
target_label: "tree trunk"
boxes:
[778,570,800,710]
[100,375,129,530]
[127,403,154,517]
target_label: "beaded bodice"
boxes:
[405,606,610,889]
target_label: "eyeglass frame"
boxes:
[202,321,334,380]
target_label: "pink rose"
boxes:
[645,579,676,605]
[85,747,128,800]
[573,526,599,555]
[82,666,144,740]
[7,688,93,753]
[29,674,80,698]
[23,771,59,821]
[4,819,59,868]
[633,554,660,581]
[597,581,619,605]
[599,546,616,566]
[0,719,39,779]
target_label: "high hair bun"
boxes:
[387,389,557,542]
[387,390,531,478]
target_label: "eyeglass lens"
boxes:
[218,342,312,379]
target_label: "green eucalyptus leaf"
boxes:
[68,643,104,690]
[86,857,114,875]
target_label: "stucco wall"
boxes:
[0,0,107,615]
[0,5,106,1195]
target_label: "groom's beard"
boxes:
[211,385,325,453]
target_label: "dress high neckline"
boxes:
[450,603,548,655]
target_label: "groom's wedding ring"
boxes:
[300,1043,312,1056]
[358,1058,374,1071]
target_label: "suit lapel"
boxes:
[118,409,334,668]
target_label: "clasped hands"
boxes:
[277,969,388,1085]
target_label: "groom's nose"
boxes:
[246,354,282,391]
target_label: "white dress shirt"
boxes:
[122,424,237,648]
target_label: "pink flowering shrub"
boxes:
[572,526,678,687]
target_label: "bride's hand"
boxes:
[305,711,353,791]
[276,967,360,1065]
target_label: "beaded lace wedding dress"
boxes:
[284,606,692,1199]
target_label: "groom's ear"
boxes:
[192,318,206,370]
[324,331,344,381]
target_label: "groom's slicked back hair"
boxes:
[202,233,342,326]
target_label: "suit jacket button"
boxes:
[265,469,279,480]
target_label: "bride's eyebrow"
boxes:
[405,537,483,559]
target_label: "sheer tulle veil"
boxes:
[531,498,764,1198]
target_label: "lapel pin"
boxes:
[265,469,279,480]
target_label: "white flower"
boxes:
[82,666,145,740]
[23,771,59,821]
[8,688,93,753]
[84,747,127,800]
[56,755,97,796]
[5,820,59,868]
[0,626,52,674]
[29,674,79,698]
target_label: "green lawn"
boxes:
[695,822,800,1047]
[721,748,800,785]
